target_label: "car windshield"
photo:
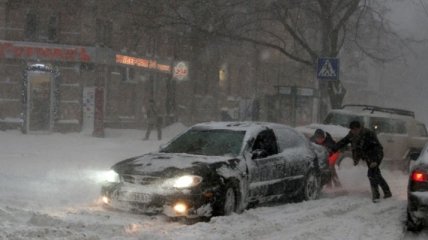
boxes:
[160,129,246,156]
[324,112,364,128]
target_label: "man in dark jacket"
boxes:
[334,121,392,202]
[144,99,162,140]
[311,129,341,188]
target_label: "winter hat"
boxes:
[349,121,361,129]
[314,129,325,138]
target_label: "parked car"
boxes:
[100,122,330,219]
[298,104,428,171]
[407,143,428,231]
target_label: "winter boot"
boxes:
[383,192,392,199]
[370,184,380,203]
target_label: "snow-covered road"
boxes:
[0,125,427,240]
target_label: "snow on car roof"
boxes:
[192,121,293,132]
[328,108,415,120]
[191,122,300,151]
[296,123,350,139]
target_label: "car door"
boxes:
[369,117,408,163]
[247,128,286,201]
[274,127,311,194]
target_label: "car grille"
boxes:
[121,175,160,185]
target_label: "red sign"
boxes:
[0,42,92,62]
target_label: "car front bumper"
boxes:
[101,182,216,218]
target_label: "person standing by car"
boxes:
[310,129,342,188]
[143,99,162,140]
[334,121,392,202]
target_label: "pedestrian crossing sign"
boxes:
[317,58,339,80]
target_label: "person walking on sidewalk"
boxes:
[333,121,392,203]
[143,99,162,140]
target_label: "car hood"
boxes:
[112,152,236,176]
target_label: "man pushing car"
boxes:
[333,120,392,203]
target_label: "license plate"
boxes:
[118,191,152,203]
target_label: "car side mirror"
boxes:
[409,152,420,161]
[252,149,267,159]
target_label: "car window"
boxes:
[416,123,428,137]
[369,117,407,134]
[418,143,428,164]
[324,112,364,128]
[160,129,246,156]
[252,129,278,157]
[274,128,306,152]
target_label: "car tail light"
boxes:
[411,171,428,182]
[410,170,428,192]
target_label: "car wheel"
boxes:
[223,186,237,216]
[300,170,321,201]
[407,209,423,232]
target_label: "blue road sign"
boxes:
[317,58,339,80]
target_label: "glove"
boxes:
[369,162,378,168]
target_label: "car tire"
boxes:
[299,170,321,201]
[223,187,237,216]
[407,209,423,232]
[214,182,238,216]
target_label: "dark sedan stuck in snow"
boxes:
[100,122,331,218]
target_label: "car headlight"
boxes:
[172,175,202,188]
[100,170,120,183]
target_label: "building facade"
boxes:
[0,0,175,134]
[0,0,317,134]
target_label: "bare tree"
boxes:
[148,0,405,110]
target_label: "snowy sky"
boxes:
[381,0,428,124]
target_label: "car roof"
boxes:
[341,104,415,117]
[328,108,416,121]
[192,121,293,132]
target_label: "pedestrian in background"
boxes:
[334,121,391,203]
[143,99,162,140]
[310,128,342,188]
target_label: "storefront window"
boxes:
[48,15,59,42]
[25,11,37,40]
[96,19,112,47]
[122,68,136,82]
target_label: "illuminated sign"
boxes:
[173,61,189,81]
[0,42,92,62]
[116,54,171,73]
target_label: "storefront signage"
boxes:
[116,54,171,73]
[173,61,189,81]
[0,41,93,62]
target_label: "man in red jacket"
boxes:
[311,129,342,188]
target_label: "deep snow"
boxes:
[0,124,427,240]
